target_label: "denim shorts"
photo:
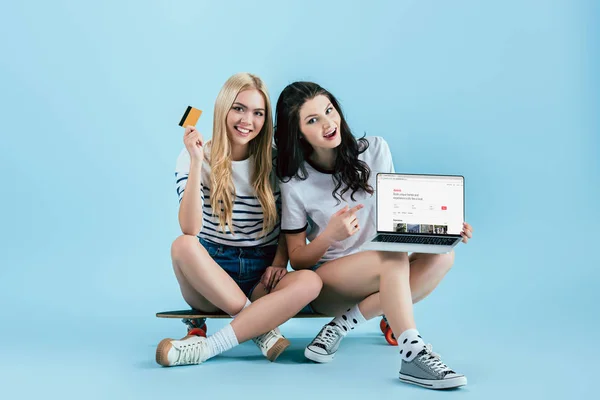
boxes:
[311,261,326,271]
[199,237,277,299]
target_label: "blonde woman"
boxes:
[156,73,322,367]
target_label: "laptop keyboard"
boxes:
[373,234,457,246]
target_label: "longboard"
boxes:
[156,309,397,346]
[156,309,326,319]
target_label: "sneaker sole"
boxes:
[304,347,334,363]
[156,335,197,367]
[156,338,175,367]
[266,337,291,362]
[399,373,467,390]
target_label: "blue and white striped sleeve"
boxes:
[174,148,204,206]
[175,172,188,203]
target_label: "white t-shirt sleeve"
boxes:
[174,148,204,208]
[279,180,308,233]
[378,137,395,173]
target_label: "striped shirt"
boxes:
[175,146,281,247]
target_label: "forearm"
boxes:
[270,233,289,267]
[178,160,204,235]
[288,232,333,270]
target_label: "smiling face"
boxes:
[225,89,266,149]
[298,94,343,150]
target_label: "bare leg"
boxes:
[230,270,322,342]
[312,250,415,335]
[409,251,454,303]
[312,251,455,320]
[171,235,322,343]
[306,249,466,389]
[171,235,247,314]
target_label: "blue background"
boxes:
[1,0,598,398]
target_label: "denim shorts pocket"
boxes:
[199,238,221,258]
[207,246,221,258]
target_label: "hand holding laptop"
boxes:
[460,222,473,244]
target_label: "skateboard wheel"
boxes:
[379,318,388,333]
[384,327,398,346]
[188,328,207,337]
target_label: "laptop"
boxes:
[361,173,465,254]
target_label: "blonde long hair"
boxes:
[208,73,277,236]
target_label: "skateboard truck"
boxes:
[181,317,208,337]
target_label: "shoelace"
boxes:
[419,344,453,375]
[175,339,206,365]
[253,329,279,348]
[313,323,340,348]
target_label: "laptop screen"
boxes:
[377,174,464,235]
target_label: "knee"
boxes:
[228,297,249,316]
[381,250,410,265]
[438,250,455,273]
[293,270,323,301]
[171,235,199,263]
[379,251,410,275]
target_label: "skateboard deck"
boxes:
[156,309,326,319]
[156,309,398,346]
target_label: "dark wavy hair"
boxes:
[274,81,373,204]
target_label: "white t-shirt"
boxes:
[280,136,394,262]
[175,145,281,247]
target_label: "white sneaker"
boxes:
[252,328,290,362]
[156,335,209,367]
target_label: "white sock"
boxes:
[331,304,367,336]
[231,299,251,318]
[398,329,425,362]
[205,324,239,360]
